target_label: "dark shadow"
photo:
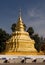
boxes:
[43,60,45,62]
[21,59,25,63]
[4,60,9,63]
[32,59,36,62]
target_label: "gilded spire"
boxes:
[16,9,24,31]
[19,9,21,17]
[19,9,22,22]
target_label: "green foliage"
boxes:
[27,27,34,36]
[33,34,40,43]
[33,34,41,52]
[40,38,45,53]
[23,24,26,31]
[11,23,16,32]
[0,28,10,52]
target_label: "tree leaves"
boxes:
[0,28,10,52]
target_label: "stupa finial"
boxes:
[19,8,21,17]
[18,8,22,22]
[16,9,24,31]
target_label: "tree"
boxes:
[27,27,34,38]
[11,23,16,32]
[23,23,26,31]
[41,44,45,51]
[40,38,45,54]
[27,27,34,35]
[33,34,41,52]
[0,28,10,52]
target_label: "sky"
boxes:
[0,0,45,37]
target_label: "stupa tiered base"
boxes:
[1,51,44,55]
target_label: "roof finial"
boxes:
[18,8,22,21]
[19,8,21,17]
[16,9,24,31]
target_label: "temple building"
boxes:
[5,12,44,55]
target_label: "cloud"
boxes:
[27,7,45,19]
[25,7,45,37]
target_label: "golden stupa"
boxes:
[5,11,44,55]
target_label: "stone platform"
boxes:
[0,63,45,65]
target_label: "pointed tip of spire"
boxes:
[19,8,21,17]
[19,8,22,22]
[16,9,24,31]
